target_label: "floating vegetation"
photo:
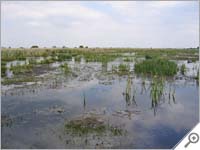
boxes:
[64,115,125,136]
[1,76,37,85]
[180,64,186,75]
[134,59,178,76]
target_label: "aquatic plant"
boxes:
[57,53,72,61]
[180,64,186,75]
[150,77,165,112]
[2,76,36,85]
[125,76,132,105]
[60,63,70,74]
[145,55,153,59]
[134,59,178,76]
[102,62,108,72]
[123,57,133,62]
[111,65,118,73]
[195,69,199,81]
[64,116,125,136]
[118,64,130,74]
[75,55,82,62]
[83,53,120,63]
[1,61,7,77]
[83,92,86,110]
[10,64,33,75]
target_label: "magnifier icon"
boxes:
[184,133,199,148]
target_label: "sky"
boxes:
[1,1,199,48]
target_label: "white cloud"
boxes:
[1,1,198,48]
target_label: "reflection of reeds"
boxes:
[168,84,176,105]
[83,92,86,110]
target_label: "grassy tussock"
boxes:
[134,59,178,76]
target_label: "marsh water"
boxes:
[1,55,199,149]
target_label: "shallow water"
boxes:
[1,57,199,149]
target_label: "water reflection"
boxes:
[1,57,199,149]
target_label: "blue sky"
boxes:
[1,1,199,48]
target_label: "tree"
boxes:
[31,45,39,48]
[79,45,84,48]
[52,46,56,48]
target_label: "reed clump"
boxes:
[180,64,186,75]
[134,59,178,76]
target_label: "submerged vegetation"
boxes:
[134,59,178,76]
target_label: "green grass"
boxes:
[39,58,55,64]
[123,57,133,62]
[57,53,72,61]
[2,48,198,63]
[118,64,130,73]
[83,53,120,63]
[1,61,7,77]
[10,64,33,75]
[2,76,36,85]
[111,64,130,75]
[134,59,178,76]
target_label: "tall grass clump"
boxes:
[150,77,165,116]
[180,64,186,75]
[1,61,7,77]
[118,64,130,73]
[134,59,178,76]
